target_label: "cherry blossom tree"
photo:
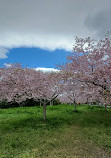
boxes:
[59,33,111,109]
[0,64,63,120]
[36,71,63,120]
[62,76,82,111]
[0,64,41,104]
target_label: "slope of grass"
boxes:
[0,104,111,158]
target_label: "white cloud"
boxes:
[0,33,73,51]
[0,0,111,58]
[0,48,9,59]
[34,67,60,73]
[3,63,12,67]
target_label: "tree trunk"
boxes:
[43,103,46,121]
[87,98,89,105]
[73,100,77,112]
[74,103,76,111]
[105,104,107,111]
[50,100,53,106]
[97,100,99,106]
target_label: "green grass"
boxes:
[0,104,111,158]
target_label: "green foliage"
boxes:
[0,98,40,109]
[0,99,10,109]
[0,105,111,157]
[0,98,61,109]
[53,99,61,105]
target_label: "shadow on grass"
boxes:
[1,115,75,133]
[1,106,111,133]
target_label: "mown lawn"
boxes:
[0,104,111,158]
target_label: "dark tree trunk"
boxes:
[73,100,77,112]
[97,100,100,106]
[87,98,89,105]
[74,103,76,111]
[105,104,107,111]
[43,103,46,121]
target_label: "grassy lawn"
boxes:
[0,104,111,158]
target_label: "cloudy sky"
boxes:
[0,0,111,71]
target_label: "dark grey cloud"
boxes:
[0,0,110,58]
[85,8,111,38]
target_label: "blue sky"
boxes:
[0,47,71,69]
